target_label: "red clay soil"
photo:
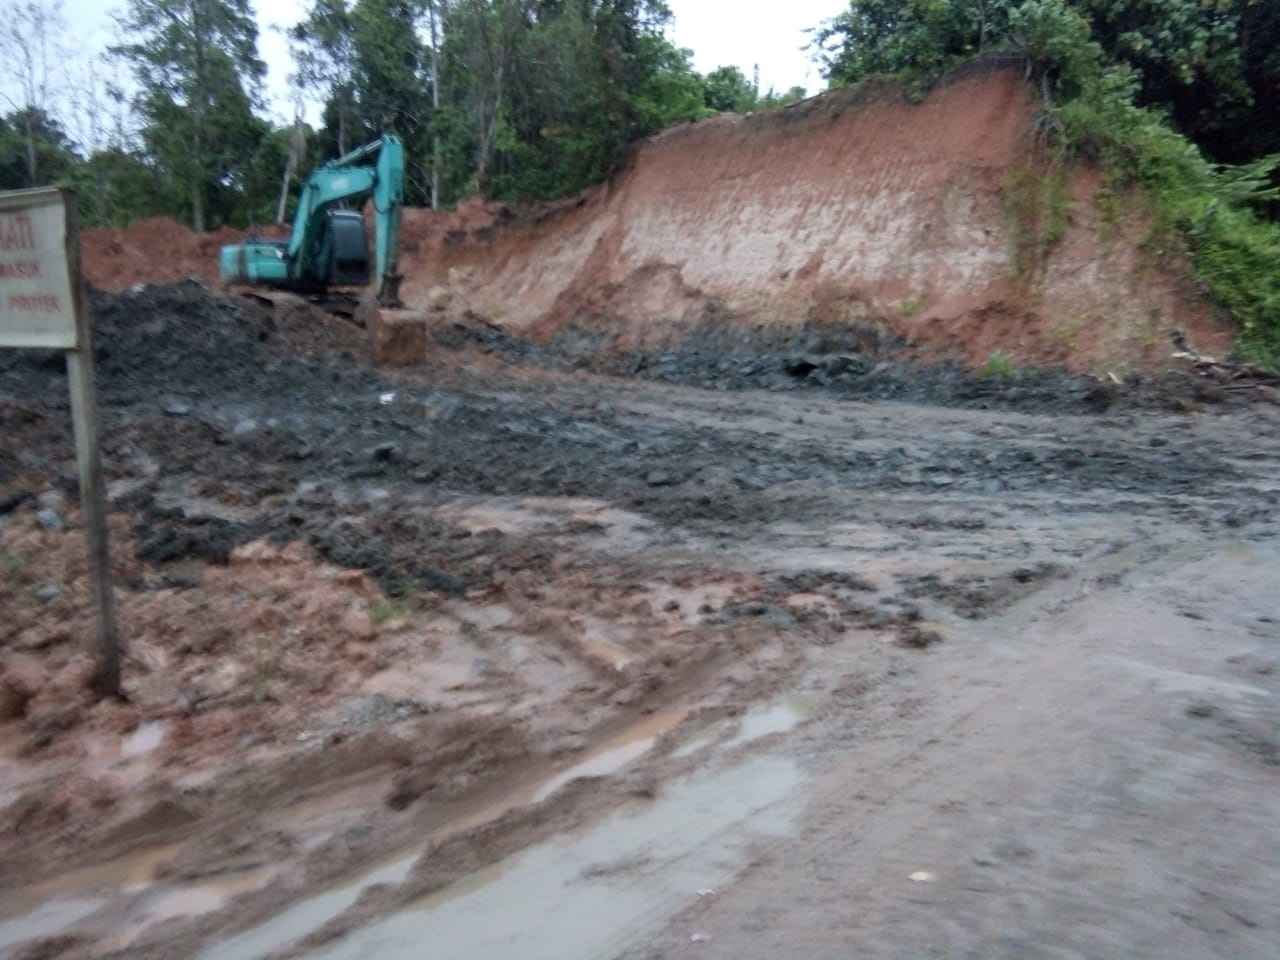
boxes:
[80,220,287,292]
[81,64,1235,373]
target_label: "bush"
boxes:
[1053,66,1280,364]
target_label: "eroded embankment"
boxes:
[80,66,1233,376]
[395,64,1231,372]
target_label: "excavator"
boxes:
[219,133,406,309]
[219,133,427,363]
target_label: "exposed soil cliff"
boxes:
[81,65,1233,373]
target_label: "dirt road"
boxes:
[1,285,1277,959]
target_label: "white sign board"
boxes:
[0,187,78,349]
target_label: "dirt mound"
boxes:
[395,64,1232,373]
[80,219,286,291]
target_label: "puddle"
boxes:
[723,701,808,749]
[201,707,690,959]
[0,841,184,950]
[306,753,803,960]
[0,897,105,949]
[528,707,690,807]
[102,867,277,953]
[196,856,414,960]
[671,700,808,760]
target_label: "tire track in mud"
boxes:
[625,535,1280,960]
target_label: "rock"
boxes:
[33,585,64,603]
[36,490,65,510]
[0,657,49,719]
[371,442,400,463]
[424,286,453,313]
[340,607,376,643]
[163,401,191,417]
[233,418,258,436]
[36,508,65,531]
[822,354,870,376]
[645,470,675,487]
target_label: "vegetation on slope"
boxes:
[816,0,1280,362]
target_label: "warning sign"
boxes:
[0,187,78,349]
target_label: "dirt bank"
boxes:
[395,63,1232,373]
[80,66,1235,378]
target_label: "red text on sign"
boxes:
[0,260,41,279]
[7,293,61,312]
[0,215,35,251]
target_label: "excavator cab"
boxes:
[323,210,370,286]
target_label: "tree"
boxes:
[816,0,1012,86]
[112,0,267,232]
[1073,0,1280,163]
[815,0,1280,163]
[0,0,72,186]
[0,108,78,190]
[289,0,359,155]
[703,65,758,113]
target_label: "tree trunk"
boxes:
[23,114,37,186]
[428,1,442,209]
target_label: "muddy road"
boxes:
[1,284,1278,959]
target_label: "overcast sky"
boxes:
[50,0,845,127]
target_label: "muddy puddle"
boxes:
[671,698,810,760]
[305,753,803,960]
[195,707,694,959]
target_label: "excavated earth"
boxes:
[2,65,1278,960]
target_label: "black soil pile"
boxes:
[0,282,1264,596]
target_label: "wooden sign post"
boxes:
[0,187,120,698]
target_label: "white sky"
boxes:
[48,0,844,128]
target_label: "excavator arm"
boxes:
[286,134,405,306]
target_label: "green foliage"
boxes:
[289,0,359,155]
[1005,0,1102,101]
[368,597,417,625]
[819,0,1280,164]
[817,0,1016,85]
[1073,0,1277,163]
[703,65,758,113]
[1053,64,1280,361]
[432,0,708,204]
[0,109,79,190]
[980,349,1016,379]
[818,0,1280,362]
[111,0,268,232]
[758,86,810,108]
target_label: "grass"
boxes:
[1003,164,1072,287]
[979,350,1016,380]
[369,597,419,627]
[893,297,922,317]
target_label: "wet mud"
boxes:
[1,282,1278,959]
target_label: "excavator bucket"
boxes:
[355,298,430,366]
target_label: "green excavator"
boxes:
[219,133,406,308]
